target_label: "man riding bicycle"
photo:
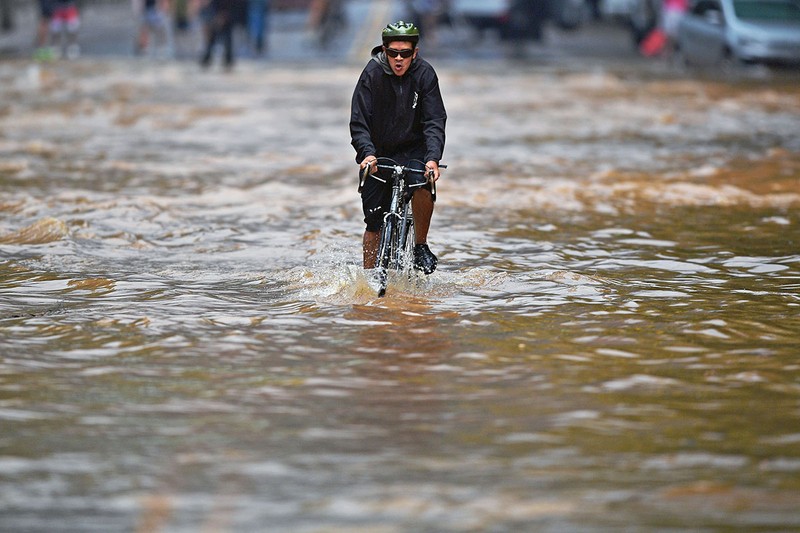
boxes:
[350,20,447,275]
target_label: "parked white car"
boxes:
[675,0,800,67]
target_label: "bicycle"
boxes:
[359,157,446,297]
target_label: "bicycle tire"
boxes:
[376,215,396,297]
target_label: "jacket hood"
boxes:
[371,45,418,76]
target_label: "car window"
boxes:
[733,0,800,21]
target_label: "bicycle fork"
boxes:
[379,178,403,268]
[376,173,405,297]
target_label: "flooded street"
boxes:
[1,55,800,531]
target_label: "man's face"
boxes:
[383,40,417,77]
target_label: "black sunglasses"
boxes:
[385,47,415,59]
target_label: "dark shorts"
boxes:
[360,158,435,233]
[40,0,55,18]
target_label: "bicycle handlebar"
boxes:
[375,164,448,173]
[373,157,447,173]
[359,158,446,191]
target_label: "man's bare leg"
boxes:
[411,188,434,245]
[363,230,380,269]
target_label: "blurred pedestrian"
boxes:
[33,0,56,61]
[200,0,246,70]
[307,0,346,48]
[247,0,271,56]
[404,0,447,47]
[174,0,190,30]
[640,0,687,57]
[133,0,175,58]
[661,0,688,44]
[49,0,80,59]
[504,0,548,47]
[0,0,13,32]
[36,0,53,47]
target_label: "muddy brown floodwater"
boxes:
[1,57,800,531]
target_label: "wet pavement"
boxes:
[2,2,800,532]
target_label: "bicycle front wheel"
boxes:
[397,203,414,272]
[376,216,396,297]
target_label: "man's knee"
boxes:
[414,187,432,201]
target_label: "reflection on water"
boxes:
[1,59,800,531]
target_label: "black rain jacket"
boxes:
[350,46,447,165]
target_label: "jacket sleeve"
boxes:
[421,72,447,164]
[350,71,377,163]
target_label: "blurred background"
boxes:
[0,0,632,63]
[1,0,794,70]
[2,0,798,72]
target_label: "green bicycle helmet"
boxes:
[382,20,420,45]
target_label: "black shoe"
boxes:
[413,243,438,275]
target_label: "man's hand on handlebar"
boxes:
[425,161,440,182]
[360,155,378,175]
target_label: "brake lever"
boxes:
[358,165,371,192]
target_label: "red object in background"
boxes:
[640,28,667,57]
